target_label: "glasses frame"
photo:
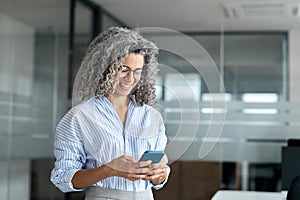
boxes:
[119,65,143,79]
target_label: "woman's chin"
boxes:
[113,90,132,97]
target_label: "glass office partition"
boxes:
[0,0,69,199]
[219,6,290,191]
[146,30,288,193]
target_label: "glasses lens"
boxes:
[119,65,142,79]
[133,69,142,78]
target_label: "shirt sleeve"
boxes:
[152,108,170,190]
[154,109,167,151]
[50,109,86,193]
[152,165,171,190]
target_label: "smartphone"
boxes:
[139,150,164,163]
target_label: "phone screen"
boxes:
[139,150,164,163]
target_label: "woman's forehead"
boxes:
[122,53,144,68]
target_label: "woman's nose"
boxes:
[124,71,134,81]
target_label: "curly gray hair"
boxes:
[72,27,159,106]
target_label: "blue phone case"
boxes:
[139,150,164,163]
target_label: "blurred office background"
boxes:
[1,0,300,199]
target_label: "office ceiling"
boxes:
[0,0,69,33]
[93,0,300,31]
[0,0,300,33]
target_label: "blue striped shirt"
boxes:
[50,96,169,193]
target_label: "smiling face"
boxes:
[113,52,144,98]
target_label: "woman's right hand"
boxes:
[106,155,152,181]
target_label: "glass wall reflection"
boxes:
[0,0,68,199]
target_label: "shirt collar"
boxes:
[95,94,137,106]
[129,95,137,106]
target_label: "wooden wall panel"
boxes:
[153,162,181,200]
[153,161,221,200]
[181,161,221,200]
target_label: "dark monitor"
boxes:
[288,139,300,147]
[282,146,300,190]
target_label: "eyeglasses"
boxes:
[119,65,143,79]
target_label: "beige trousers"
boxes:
[85,187,154,200]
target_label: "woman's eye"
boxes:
[121,66,129,72]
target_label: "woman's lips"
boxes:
[119,82,132,90]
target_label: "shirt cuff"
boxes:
[152,165,171,190]
[57,169,84,193]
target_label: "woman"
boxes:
[50,27,170,200]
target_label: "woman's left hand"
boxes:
[143,160,167,185]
